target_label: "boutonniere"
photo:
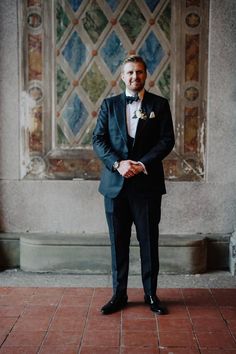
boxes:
[133,109,148,120]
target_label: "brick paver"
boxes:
[0,287,235,353]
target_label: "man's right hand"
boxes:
[117,160,144,178]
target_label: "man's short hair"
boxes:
[121,55,147,72]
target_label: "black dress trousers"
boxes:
[105,190,162,297]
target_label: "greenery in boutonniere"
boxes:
[132,109,147,120]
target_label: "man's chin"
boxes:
[130,85,144,92]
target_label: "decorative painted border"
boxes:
[19,0,209,181]
[163,0,209,181]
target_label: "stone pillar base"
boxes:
[229,232,236,276]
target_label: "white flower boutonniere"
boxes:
[134,109,148,120]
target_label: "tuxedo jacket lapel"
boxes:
[114,93,128,145]
[135,91,153,141]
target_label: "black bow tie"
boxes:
[126,94,139,104]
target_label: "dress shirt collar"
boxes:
[125,88,145,101]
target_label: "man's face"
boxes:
[121,61,147,93]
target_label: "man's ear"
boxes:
[120,73,124,82]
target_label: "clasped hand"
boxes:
[117,160,144,178]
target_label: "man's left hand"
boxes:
[117,160,144,178]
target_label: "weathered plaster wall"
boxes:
[0,0,19,181]
[0,0,236,235]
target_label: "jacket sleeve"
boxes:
[139,99,175,168]
[92,99,120,171]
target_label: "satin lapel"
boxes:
[135,91,153,141]
[114,92,128,145]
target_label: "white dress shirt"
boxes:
[126,88,144,138]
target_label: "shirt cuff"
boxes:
[137,161,148,175]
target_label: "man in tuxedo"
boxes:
[93,55,175,315]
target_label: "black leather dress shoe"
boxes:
[101,294,128,315]
[144,295,167,315]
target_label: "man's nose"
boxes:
[132,72,137,79]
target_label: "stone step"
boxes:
[19,233,207,274]
[0,233,19,269]
[0,233,231,274]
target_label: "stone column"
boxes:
[229,231,236,276]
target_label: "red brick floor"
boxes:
[0,287,236,353]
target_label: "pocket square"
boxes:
[149,111,156,119]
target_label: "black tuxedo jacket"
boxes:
[93,90,175,198]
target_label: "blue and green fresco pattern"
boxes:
[56,0,171,147]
